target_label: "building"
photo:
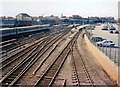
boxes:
[72,15,82,19]
[0,16,15,28]
[70,15,83,24]
[88,17,102,23]
[16,13,32,27]
[32,16,42,25]
[41,15,60,25]
[100,17,116,23]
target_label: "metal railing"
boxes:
[85,29,119,67]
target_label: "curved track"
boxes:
[1,27,71,86]
[1,32,50,58]
[71,40,94,86]
[35,30,81,87]
[1,29,66,77]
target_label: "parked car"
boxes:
[109,25,116,30]
[97,40,115,47]
[91,36,106,42]
[102,26,108,30]
[110,30,114,33]
[115,30,119,34]
[110,30,119,34]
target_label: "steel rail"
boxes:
[35,31,81,87]
[1,28,70,86]
[72,41,94,86]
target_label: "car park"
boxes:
[115,30,119,34]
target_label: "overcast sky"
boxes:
[0,0,119,19]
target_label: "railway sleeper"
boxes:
[12,70,21,74]
[7,78,14,81]
[78,76,89,79]
[40,80,51,84]
[71,75,77,78]
[51,66,59,70]
[72,78,78,81]
[46,73,55,77]
[9,75,17,78]
[80,83,92,85]
[79,79,91,83]
[73,71,76,74]
[44,76,53,79]
[48,69,57,72]
[3,79,13,84]
[72,80,78,83]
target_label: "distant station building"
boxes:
[0,16,15,28]
[100,17,116,23]
[41,15,60,25]
[60,14,69,24]
[60,14,83,25]
[16,13,32,27]
[32,16,42,25]
[0,13,117,28]
[69,15,83,24]
[88,17,101,23]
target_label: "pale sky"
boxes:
[0,0,119,19]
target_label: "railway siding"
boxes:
[34,30,81,86]
[1,27,72,86]
[13,28,71,86]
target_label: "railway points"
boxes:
[0,24,118,86]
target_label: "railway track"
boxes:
[71,41,94,86]
[0,39,17,56]
[1,29,64,66]
[1,40,45,70]
[1,28,71,86]
[1,27,68,69]
[1,37,54,86]
[1,36,47,63]
[0,26,68,58]
[1,34,59,77]
[1,25,66,54]
[32,33,71,75]
[14,28,72,85]
[0,32,50,57]
[34,30,81,87]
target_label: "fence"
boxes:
[85,29,120,66]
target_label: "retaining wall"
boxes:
[84,34,120,86]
